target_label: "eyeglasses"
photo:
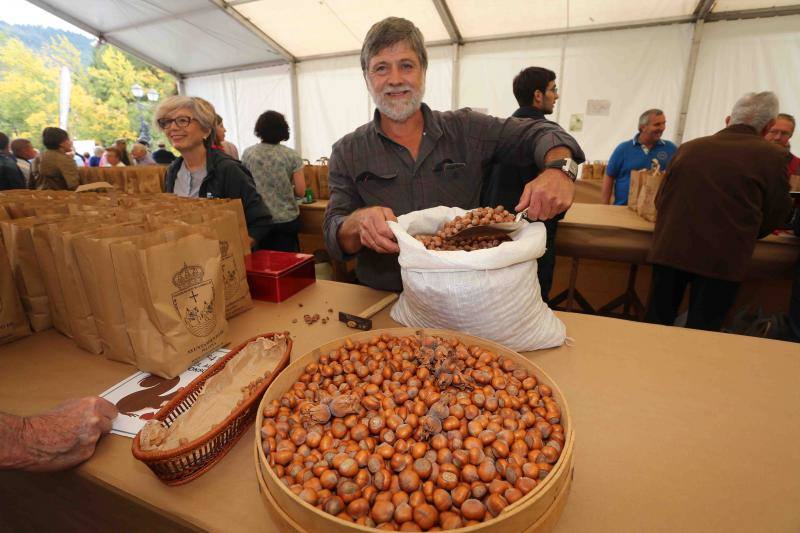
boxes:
[157,116,194,129]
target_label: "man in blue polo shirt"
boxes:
[601,109,677,205]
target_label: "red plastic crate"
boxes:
[244,250,315,302]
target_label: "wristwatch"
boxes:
[544,158,578,181]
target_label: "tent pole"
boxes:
[433,0,463,45]
[555,34,567,125]
[451,43,460,111]
[675,20,705,144]
[675,0,716,144]
[290,62,302,157]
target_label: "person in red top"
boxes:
[764,113,800,175]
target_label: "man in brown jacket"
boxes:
[35,127,80,190]
[645,91,792,331]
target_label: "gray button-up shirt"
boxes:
[323,104,585,291]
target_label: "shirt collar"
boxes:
[632,133,666,147]
[371,102,441,141]
[513,106,547,120]
[721,123,758,136]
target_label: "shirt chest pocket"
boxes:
[355,171,398,206]
[435,160,467,180]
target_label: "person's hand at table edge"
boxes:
[0,396,118,472]
[338,206,400,255]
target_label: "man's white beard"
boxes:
[369,81,425,122]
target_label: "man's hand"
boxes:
[516,169,575,220]
[339,206,400,255]
[19,397,118,472]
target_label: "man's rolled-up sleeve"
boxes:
[491,116,586,169]
[323,141,364,262]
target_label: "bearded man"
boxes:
[323,17,585,291]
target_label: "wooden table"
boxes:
[297,200,327,256]
[552,203,800,317]
[1,280,799,532]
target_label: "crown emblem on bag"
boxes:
[172,263,204,290]
[219,240,230,257]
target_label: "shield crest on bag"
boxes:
[219,240,239,300]
[171,263,217,337]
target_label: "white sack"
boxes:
[388,206,566,351]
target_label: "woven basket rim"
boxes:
[131,331,292,462]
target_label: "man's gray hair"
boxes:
[360,17,428,73]
[638,109,664,130]
[729,92,779,132]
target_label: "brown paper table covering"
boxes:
[78,166,168,194]
[573,179,603,204]
[558,203,799,279]
[1,280,799,531]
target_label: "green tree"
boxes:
[87,45,176,146]
[0,32,176,149]
[0,38,58,139]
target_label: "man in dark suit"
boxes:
[482,66,563,302]
[0,132,26,191]
[645,91,792,331]
[152,142,177,165]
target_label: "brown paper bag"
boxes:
[627,170,643,209]
[1,217,55,331]
[0,236,31,344]
[30,223,71,335]
[148,210,252,318]
[111,226,228,378]
[45,216,124,354]
[636,165,664,223]
[206,198,251,253]
[789,174,800,192]
[73,223,149,362]
[316,157,330,199]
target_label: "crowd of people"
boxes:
[0,16,797,473]
[0,131,179,191]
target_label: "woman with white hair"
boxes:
[155,95,271,249]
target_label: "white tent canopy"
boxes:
[28,0,800,161]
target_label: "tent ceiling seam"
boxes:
[183,59,290,79]
[24,0,185,78]
[707,4,800,21]
[694,0,716,21]
[103,6,221,34]
[322,1,362,47]
[209,0,296,62]
[432,0,463,45]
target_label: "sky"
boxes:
[1,0,95,39]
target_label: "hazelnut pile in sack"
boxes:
[387,206,566,351]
